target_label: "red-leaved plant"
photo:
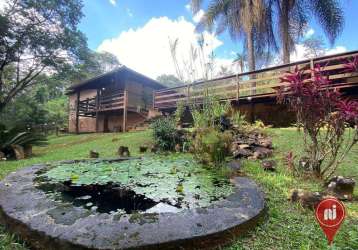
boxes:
[277,57,358,181]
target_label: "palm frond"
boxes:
[309,0,344,45]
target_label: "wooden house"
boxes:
[67,66,165,133]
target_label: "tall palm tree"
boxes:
[272,0,344,64]
[191,0,276,72]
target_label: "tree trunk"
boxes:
[281,1,290,64]
[247,31,255,72]
[247,30,256,95]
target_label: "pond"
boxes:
[36,155,234,214]
[0,155,265,250]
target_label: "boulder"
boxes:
[89,150,99,158]
[24,145,32,158]
[257,138,272,148]
[175,144,181,153]
[12,145,25,160]
[139,146,148,153]
[252,147,273,159]
[150,145,158,153]
[289,189,323,209]
[233,148,253,158]
[326,176,356,201]
[298,156,311,171]
[261,160,276,171]
[118,146,130,157]
[0,151,5,160]
[227,160,242,172]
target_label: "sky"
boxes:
[5,0,358,80]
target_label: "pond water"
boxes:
[36,155,234,214]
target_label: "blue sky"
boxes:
[78,0,358,79]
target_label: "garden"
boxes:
[0,64,358,249]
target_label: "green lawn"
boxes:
[0,129,357,250]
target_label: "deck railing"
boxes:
[77,90,126,116]
[153,51,358,109]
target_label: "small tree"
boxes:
[0,0,87,112]
[277,59,358,180]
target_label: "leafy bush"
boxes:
[0,124,47,159]
[190,93,231,129]
[193,128,232,165]
[277,61,358,180]
[150,117,183,151]
[174,100,185,125]
[231,111,248,128]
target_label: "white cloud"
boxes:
[109,0,116,6]
[193,9,205,23]
[97,16,234,80]
[324,46,347,55]
[185,4,191,11]
[126,8,133,17]
[0,0,9,12]
[290,44,347,62]
[304,28,315,38]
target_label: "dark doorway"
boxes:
[103,116,109,132]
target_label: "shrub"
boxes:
[190,92,231,129]
[231,111,248,128]
[277,61,358,180]
[150,117,183,151]
[174,100,185,125]
[193,128,232,165]
[0,124,47,159]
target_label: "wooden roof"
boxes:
[67,66,165,94]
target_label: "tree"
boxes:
[302,36,325,58]
[156,74,184,88]
[0,0,87,112]
[191,0,277,72]
[233,53,245,73]
[272,0,344,63]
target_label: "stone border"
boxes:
[0,160,266,250]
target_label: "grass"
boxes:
[0,129,357,250]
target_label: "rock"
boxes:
[89,150,99,158]
[289,189,323,209]
[175,144,181,152]
[257,138,272,148]
[326,176,356,201]
[24,145,32,158]
[0,151,5,160]
[12,145,25,160]
[139,146,148,153]
[227,160,241,171]
[238,144,250,149]
[298,156,311,171]
[252,147,273,159]
[150,145,158,153]
[233,148,253,158]
[118,146,130,157]
[261,160,276,171]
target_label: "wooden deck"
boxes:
[77,90,127,117]
[153,51,358,110]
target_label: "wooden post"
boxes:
[95,89,100,132]
[310,58,315,79]
[123,90,128,133]
[236,75,240,101]
[75,91,80,134]
[187,84,190,104]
